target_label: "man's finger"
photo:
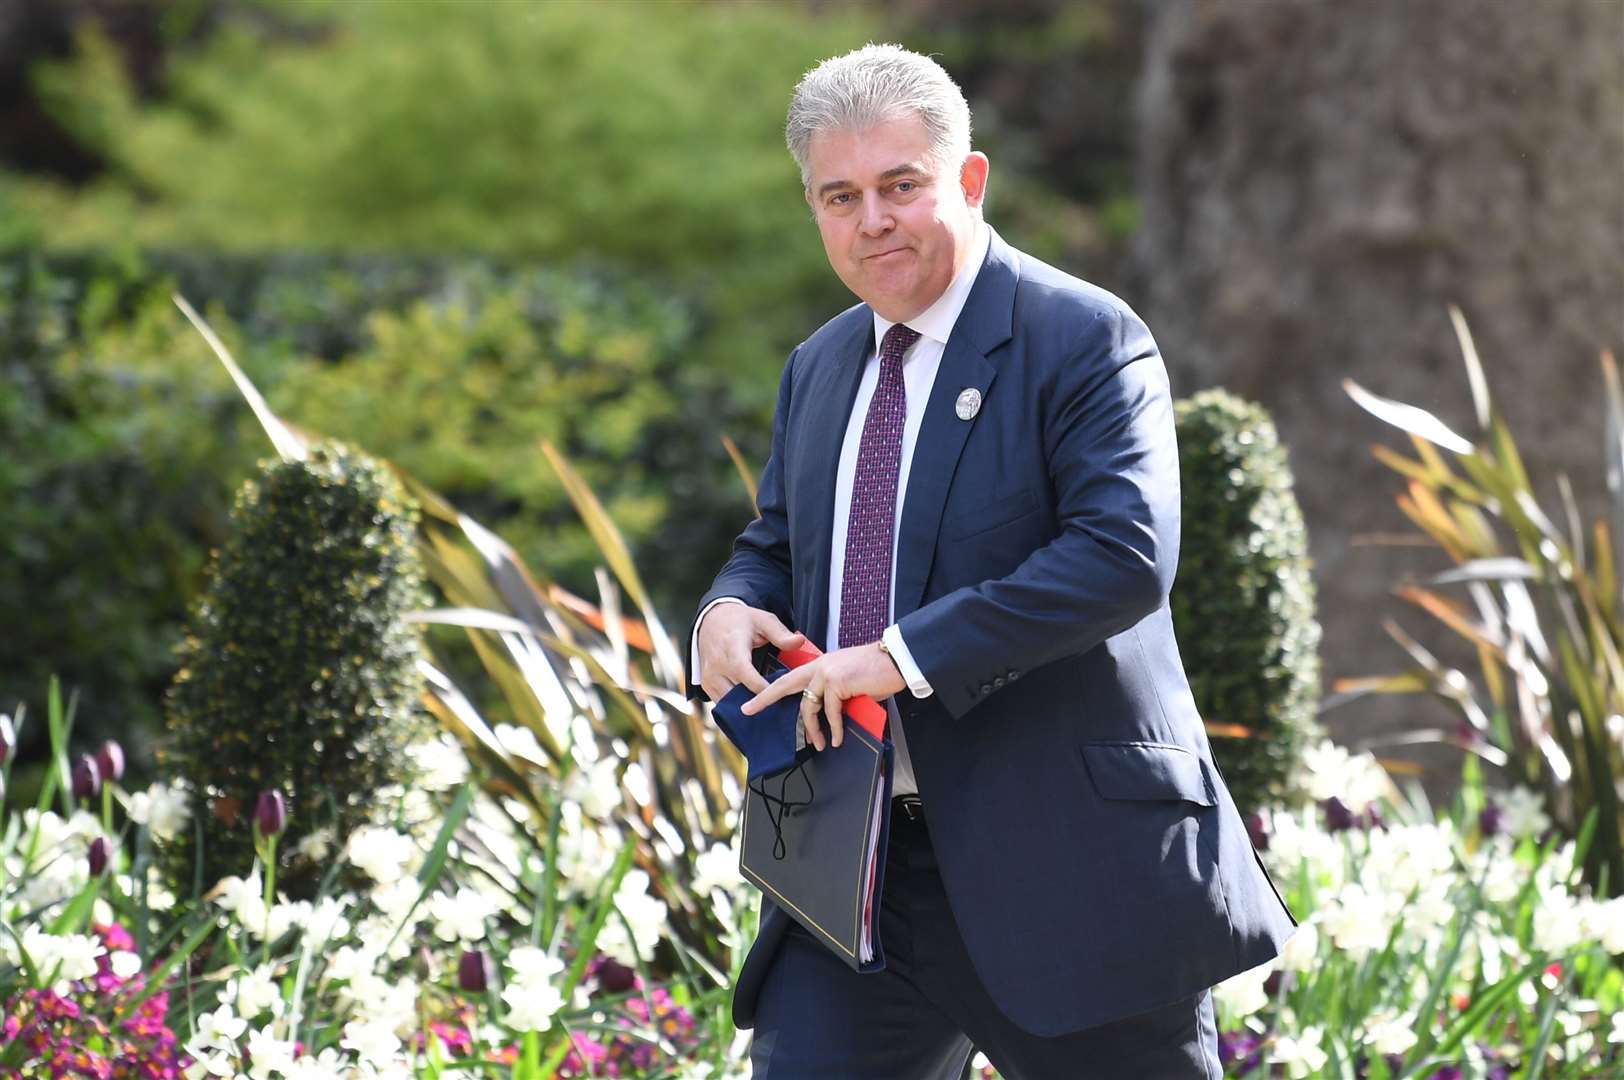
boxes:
[800,685,826,751]
[823,684,845,748]
[742,664,810,715]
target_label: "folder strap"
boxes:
[748,760,816,860]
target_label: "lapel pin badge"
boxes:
[955,387,982,421]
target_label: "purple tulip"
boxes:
[0,713,14,766]
[1478,802,1505,837]
[590,953,639,993]
[1322,795,1357,832]
[254,791,287,838]
[72,755,101,800]
[1217,1029,1264,1073]
[1244,811,1270,852]
[459,949,495,993]
[1362,803,1386,831]
[89,836,111,876]
[96,740,126,783]
[1424,1067,1464,1080]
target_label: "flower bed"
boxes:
[3,709,1620,1078]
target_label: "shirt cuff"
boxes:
[691,596,748,681]
[882,624,933,698]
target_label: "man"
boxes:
[688,43,1297,1078]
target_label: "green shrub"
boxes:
[0,248,755,773]
[0,252,260,765]
[16,0,871,382]
[1172,389,1323,814]
[160,441,431,894]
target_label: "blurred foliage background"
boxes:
[0,0,1140,767]
[1,0,1618,806]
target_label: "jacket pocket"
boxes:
[942,486,1039,540]
[1080,741,1216,806]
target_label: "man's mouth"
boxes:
[864,247,909,261]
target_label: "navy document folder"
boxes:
[711,652,895,972]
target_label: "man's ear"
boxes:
[960,152,990,210]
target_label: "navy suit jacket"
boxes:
[689,228,1298,1037]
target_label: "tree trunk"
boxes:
[1133,0,1624,788]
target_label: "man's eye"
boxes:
[895,181,916,193]
[830,193,853,206]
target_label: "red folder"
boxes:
[778,644,888,740]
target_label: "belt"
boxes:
[892,793,925,822]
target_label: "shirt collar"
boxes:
[872,220,991,351]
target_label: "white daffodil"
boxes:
[345,826,417,885]
[191,1003,248,1051]
[181,1048,237,1080]
[1269,1025,1329,1079]
[563,756,623,820]
[1278,920,1319,972]
[109,950,142,980]
[1319,883,1393,958]
[502,978,566,1032]
[340,1018,402,1065]
[232,963,284,1019]
[1213,960,1273,1019]
[1362,1010,1419,1055]
[284,1048,351,1080]
[1585,896,1624,953]
[1532,890,1587,955]
[244,1026,299,1080]
[305,895,353,945]
[215,869,269,931]
[429,886,497,943]
[507,946,565,984]
[597,868,669,966]
[692,840,743,898]
[50,932,106,984]
[1499,785,1551,839]
[128,782,192,842]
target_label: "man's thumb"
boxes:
[761,616,806,650]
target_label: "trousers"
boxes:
[749,802,1223,1079]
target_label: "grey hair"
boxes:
[786,43,972,190]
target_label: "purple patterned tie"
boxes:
[839,322,921,649]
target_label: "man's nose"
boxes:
[858,195,893,236]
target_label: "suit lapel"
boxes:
[893,231,1018,622]
[795,311,873,646]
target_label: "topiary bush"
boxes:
[1172,388,1322,815]
[159,440,431,895]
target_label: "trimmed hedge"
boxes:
[159,441,430,894]
[1172,389,1323,814]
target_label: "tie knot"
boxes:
[880,323,921,364]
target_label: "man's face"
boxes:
[804,115,989,323]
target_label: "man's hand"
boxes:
[696,603,807,703]
[742,643,906,751]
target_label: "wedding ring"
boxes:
[801,688,819,702]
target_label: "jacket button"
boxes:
[993,676,1006,689]
[980,682,994,695]
[1010,669,1022,679]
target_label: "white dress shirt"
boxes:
[695,221,992,797]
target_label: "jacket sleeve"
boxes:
[894,305,1179,719]
[685,347,800,701]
